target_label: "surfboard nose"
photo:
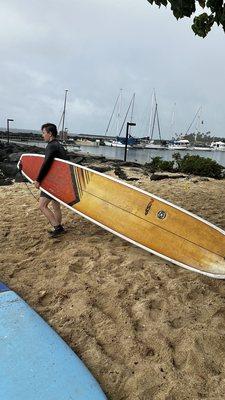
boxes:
[204,259,225,279]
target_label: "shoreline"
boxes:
[1,141,224,186]
[1,138,225,168]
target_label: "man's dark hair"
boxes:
[41,123,58,137]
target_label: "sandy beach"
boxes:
[1,166,225,400]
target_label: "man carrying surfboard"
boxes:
[34,123,68,237]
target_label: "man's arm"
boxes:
[36,144,56,183]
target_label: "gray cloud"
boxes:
[0,0,224,138]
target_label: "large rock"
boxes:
[0,162,18,177]
[0,149,8,162]
[114,166,139,181]
[0,168,13,186]
[8,152,23,163]
[150,173,187,181]
[118,161,141,168]
[88,165,113,173]
[0,142,44,184]
[69,156,84,164]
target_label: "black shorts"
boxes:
[40,191,53,200]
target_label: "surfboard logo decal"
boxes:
[145,199,154,215]
[157,210,167,220]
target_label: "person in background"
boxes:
[34,123,68,237]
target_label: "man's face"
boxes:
[42,128,51,142]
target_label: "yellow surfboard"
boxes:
[19,154,225,279]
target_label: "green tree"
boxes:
[147,0,225,37]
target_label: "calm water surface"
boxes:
[10,140,225,168]
[78,145,225,168]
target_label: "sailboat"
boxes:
[104,89,122,146]
[104,91,136,147]
[168,103,190,149]
[172,106,211,152]
[145,90,167,150]
[58,90,80,152]
[191,107,212,151]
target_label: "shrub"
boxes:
[159,160,174,172]
[180,154,224,179]
[145,156,162,173]
[145,153,224,179]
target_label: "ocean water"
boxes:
[7,139,225,167]
[77,145,225,168]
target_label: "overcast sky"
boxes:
[0,0,225,139]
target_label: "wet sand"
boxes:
[1,167,225,400]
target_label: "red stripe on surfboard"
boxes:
[21,155,79,205]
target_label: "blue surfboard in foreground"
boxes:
[0,283,107,400]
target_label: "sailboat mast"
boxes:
[105,91,121,135]
[118,94,135,137]
[156,105,162,141]
[130,93,135,123]
[195,105,202,142]
[150,104,157,140]
[147,90,155,138]
[170,102,176,137]
[116,89,123,136]
[185,106,202,136]
[61,89,68,139]
[150,90,162,141]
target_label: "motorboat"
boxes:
[210,141,225,151]
[145,140,167,150]
[168,139,190,150]
[103,140,130,148]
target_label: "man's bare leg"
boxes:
[51,200,62,226]
[39,197,59,227]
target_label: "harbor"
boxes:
[2,136,225,167]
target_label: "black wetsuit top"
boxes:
[36,139,68,183]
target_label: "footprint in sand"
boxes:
[69,260,83,273]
